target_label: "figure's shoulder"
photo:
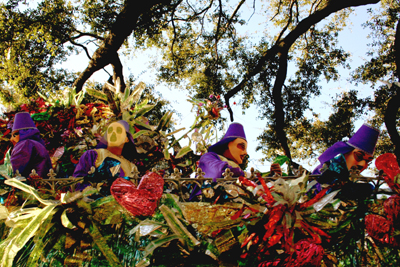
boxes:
[199,152,220,160]
[80,149,99,159]
[13,139,34,150]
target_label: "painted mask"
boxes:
[344,149,373,172]
[107,122,128,147]
[226,138,248,164]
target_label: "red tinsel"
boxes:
[110,172,164,217]
[375,153,400,194]
[365,214,392,244]
[384,195,400,228]
[284,239,324,267]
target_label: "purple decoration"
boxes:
[199,152,245,182]
[11,139,52,178]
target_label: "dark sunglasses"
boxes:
[11,131,19,138]
[353,151,373,164]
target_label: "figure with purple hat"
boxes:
[73,120,138,195]
[198,122,248,181]
[311,123,380,200]
[9,112,52,179]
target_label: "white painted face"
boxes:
[107,122,128,147]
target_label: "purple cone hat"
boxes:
[347,124,380,155]
[313,123,380,174]
[208,122,246,153]
[12,112,37,132]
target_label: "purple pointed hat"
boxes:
[208,122,246,153]
[347,124,380,155]
[12,112,37,132]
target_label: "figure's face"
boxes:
[344,149,373,172]
[226,138,248,164]
[10,131,19,146]
[107,122,128,147]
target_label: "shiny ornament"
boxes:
[110,172,164,217]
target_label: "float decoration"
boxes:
[365,153,400,247]
[0,86,400,266]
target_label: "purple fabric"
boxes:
[312,141,353,175]
[198,152,244,182]
[72,149,128,177]
[19,129,46,146]
[312,124,380,175]
[11,139,52,178]
[73,150,98,177]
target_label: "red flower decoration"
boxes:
[375,153,400,194]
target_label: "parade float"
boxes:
[0,83,399,267]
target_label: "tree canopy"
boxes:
[1,0,399,166]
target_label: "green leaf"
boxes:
[158,205,200,248]
[129,82,146,105]
[174,146,192,159]
[163,147,171,160]
[61,209,75,229]
[142,234,180,259]
[133,104,156,118]
[130,118,153,130]
[26,218,54,266]
[74,89,85,106]
[273,155,291,166]
[156,111,173,132]
[86,88,108,101]
[122,84,131,102]
[165,127,185,137]
[131,130,151,139]
[5,179,61,206]
[89,221,123,267]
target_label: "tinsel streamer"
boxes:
[262,205,286,242]
[256,173,275,206]
[375,153,400,194]
[300,187,331,210]
[0,204,58,267]
[384,195,400,227]
[141,234,180,259]
[89,221,124,267]
[285,239,324,267]
[25,217,55,266]
[365,214,392,244]
[158,204,200,248]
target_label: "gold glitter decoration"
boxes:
[179,202,243,235]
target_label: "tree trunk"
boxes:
[224,0,379,158]
[385,19,400,166]
[73,0,173,93]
